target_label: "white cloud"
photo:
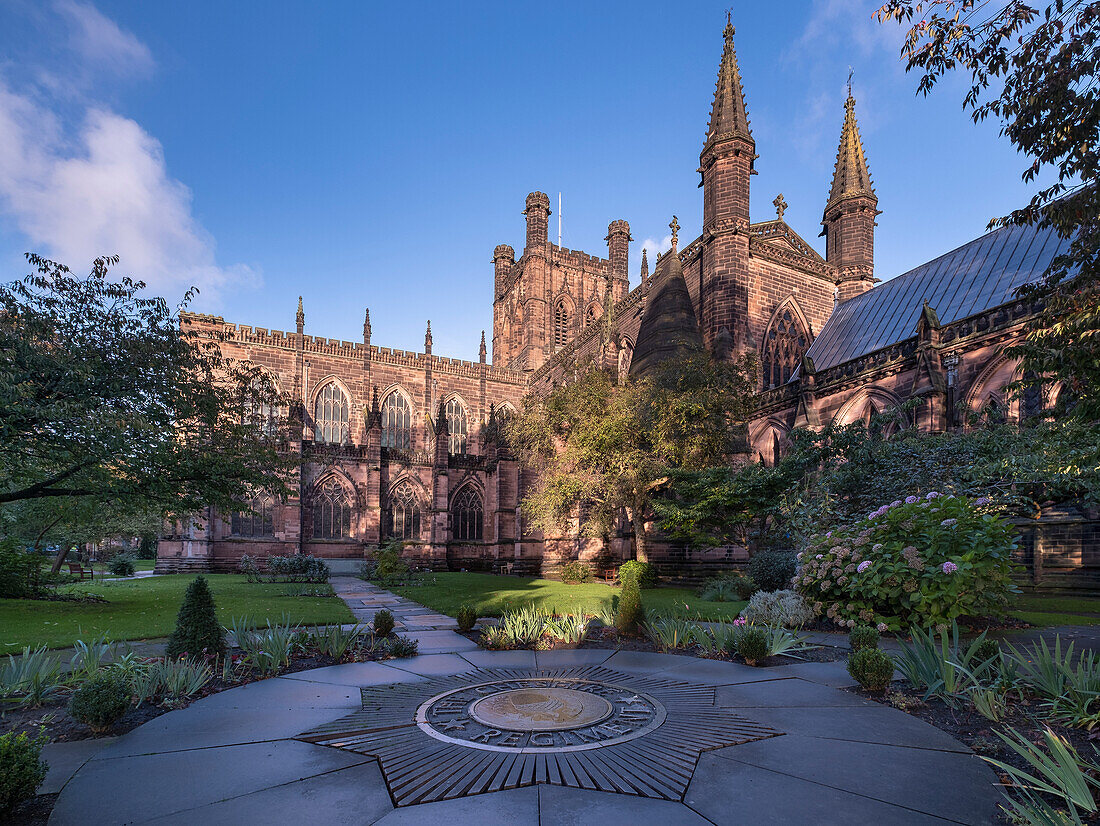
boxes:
[641,234,673,260]
[54,0,154,80]
[0,3,253,302]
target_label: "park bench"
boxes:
[601,566,619,585]
[67,562,94,580]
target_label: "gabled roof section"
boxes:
[629,247,703,378]
[800,221,1069,374]
[827,91,875,208]
[703,15,752,153]
[749,220,827,264]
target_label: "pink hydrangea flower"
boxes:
[876,622,888,632]
[857,561,872,573]
[942,561,958,574]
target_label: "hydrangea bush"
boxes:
[794,493,1018,630]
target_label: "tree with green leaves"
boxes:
[0,254,297,571]
[506,352,757,562]
[876,1,1100,419]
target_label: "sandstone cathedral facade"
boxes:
[158,18,1067,575]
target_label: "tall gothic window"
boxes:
[244,378,281,437]
[312,478,351,540]
[762,307,809,389]
[451,486,484,541]
[445,398,468,455]
[314,383,349,444]
[387,482,421,540]
[554,300,570,349]
[381,391,412,450]
[231,495,275,537]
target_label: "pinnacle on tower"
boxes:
[479,330,487,363]
[826,88,876,207]
[702,12,752,153]
[425,320,433,353]
[640,247,649,281]
[296,296,304,334]
[363,307,371,344]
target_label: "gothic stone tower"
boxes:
[822,86,879,302]
[492,192,629,373]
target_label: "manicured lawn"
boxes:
[1009,594,1100,627]
[0,574,353,653]
[390,572,746,621]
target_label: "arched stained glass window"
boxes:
[312,478,351,540]
[244,378,282,437]
[554,301,570,349]
[387,482,421,540]
[762,308,809,389]
[231,495,275,537]
[451,486,484,541]
[314,383,349,444]
[445,398,468,456]
[381,392,412,450]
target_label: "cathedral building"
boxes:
[158,17,1067,575]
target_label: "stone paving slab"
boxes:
[686,752,953,825]
[740,705,972,753]
[710,733,1000,823]
[538,785,711,826]
[278,661,426,687]
[146,761,394,825]
[188,676,361,709]
[52,740,373,825]
[715,677,878,708]
[381,652,477,677]
[40,737,117,795]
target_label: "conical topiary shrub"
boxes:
[166,575,226,661]
[615,577,644,633]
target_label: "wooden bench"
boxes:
[495,561,515,576]
[601,567,619,585]
[67,563,94,580]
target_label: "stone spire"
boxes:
[640,247,649,282]
[827,87,875,207]
[479,330,487,364]
[296,296,304,334]
[363,308,371,346]
[629,233,704,379]
[703,12,752,152]
[424,320,433,354]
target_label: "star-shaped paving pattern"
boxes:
[297,665,782,806]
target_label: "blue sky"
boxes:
[0,1,1043,361]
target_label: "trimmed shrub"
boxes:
[560,561,593,584]
[615,577,644,632]
[748,550,797,592]
[618,560,657,589]
[238,554,262,583]
[795,493,1018,630]
[68,673,131,734]
[849,625,880,653]
[373,609,395,637]
[456,604,478,632]
[267,554,329,583]
[847,648,895,692]
[735,626,769,666]
[166,576,227,661]
[698,571,758,602]
[740,590,814,629]
[107,552,137,577]
[0,728,48,817]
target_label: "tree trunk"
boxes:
[631,507,649,563]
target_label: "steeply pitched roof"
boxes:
[801,221,1069,374]
[629,249,703,378]
[703,17,752,152]
[827,92,875,207]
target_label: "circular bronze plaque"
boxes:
[470,687,613,731]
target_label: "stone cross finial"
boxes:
[773,193,788,221]
[848,68,854,98]
[669,216,680,249]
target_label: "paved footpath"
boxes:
[46,579,1006,825]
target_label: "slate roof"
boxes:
[802,221,1070,374]
[629,249,704,378]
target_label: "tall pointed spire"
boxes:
[703,12,752,151]
[640,247,649,282]
[424,319,433,354]
[827,87,875,206]
[363,307,371,346]
[295,296,304,334]
[479,330,487,364]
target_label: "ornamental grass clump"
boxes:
[166,576,227,661]
[740,590,814,628]
[734,625,769,666]
[794,493,1018,630]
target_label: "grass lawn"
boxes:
[391,572,746,621]
[0,574,353,653]
[1010,594,1100,627]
